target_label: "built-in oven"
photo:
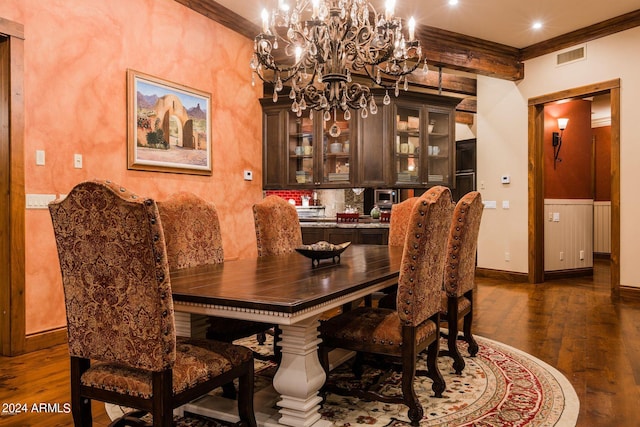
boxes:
[374,189,398,211]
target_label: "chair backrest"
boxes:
[49,180,175,372]
[396,186,453,326]
[157,192,224,270]
[388,197,419,247]
[444,191,483,297]
[253,195,303,257]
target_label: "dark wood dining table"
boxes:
[170,244,404,427]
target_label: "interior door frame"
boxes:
[0,17,26,356]
[528,79,620,295]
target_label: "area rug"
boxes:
[108,335,579,426]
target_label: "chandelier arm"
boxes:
[252,0,422,115]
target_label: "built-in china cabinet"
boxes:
[261,91,460,190]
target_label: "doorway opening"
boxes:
[528,80,620,295]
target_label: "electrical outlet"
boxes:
[505,252,510,261]
[580,250,585,260]
[560,251,564,261]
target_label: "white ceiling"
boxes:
[212,0,639,48]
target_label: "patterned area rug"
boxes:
[108,334,579,426]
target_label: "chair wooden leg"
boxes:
[257,332,266,345]
[70,357,92,426]
[463,292,479,357]
[237,361,257,427]
[152,370,173,427]
[447,298,465,374]
[401,327,423,426]
[426,328,445,398]
[222,382,237,399]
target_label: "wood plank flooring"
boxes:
[1,259,639,426]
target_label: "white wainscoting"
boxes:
[544,199,593,271]
[593,201,611,254]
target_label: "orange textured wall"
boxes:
[593,126,611,201]
[0,0,264,334]
[544,100,592,199]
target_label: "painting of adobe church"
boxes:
[127,70,212,175]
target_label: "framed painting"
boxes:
[127,69,212,175]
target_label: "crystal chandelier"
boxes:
[250,0,426,121]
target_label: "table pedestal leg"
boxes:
[273,316,332,427]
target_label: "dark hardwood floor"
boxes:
[1,259,639,426]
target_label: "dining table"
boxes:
[170,244,404,427]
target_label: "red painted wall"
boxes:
[593,126,611,201]
[544,100,592,199]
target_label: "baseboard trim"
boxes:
[24,327,67,353]
[620,286,640,301]
[475,268,528,282]
[544,268,594,280]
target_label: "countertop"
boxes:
[299,219,389,228]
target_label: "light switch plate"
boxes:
[26,194,57,209]
[243,170,253,181]
[36,150,45,166]
[483,201,497,209]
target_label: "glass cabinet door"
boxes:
[426,109,451,184]
[394,105,421,185]
[287,111,315,186]
[321,113,353,185]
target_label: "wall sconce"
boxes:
[552,118,569,169]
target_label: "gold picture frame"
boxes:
[127,69,212,175]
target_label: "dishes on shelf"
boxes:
[328,173,349,181]
[330,142,343,153]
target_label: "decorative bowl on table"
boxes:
[295,241,351,268]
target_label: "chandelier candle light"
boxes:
[250,0,426,121]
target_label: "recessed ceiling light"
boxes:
[449,0,459,5]
[532,21,543,30]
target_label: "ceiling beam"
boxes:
[414,25,523,81]
[174,0,259,41]
[175,1,640,84]
[520,9,640,61]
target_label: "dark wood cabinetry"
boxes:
[452,138,477,201]
[262,92,459,190]
[301,226,389,245]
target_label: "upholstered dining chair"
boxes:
[252,195,303,257]
[252,195,302,357]
[388,197,420,247]
[157,192,272,350]
[49,180,256,427]
[372,197,420,308]
[318,186,454,426]
[440,191,483,374]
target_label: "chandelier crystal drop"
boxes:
[250,0,425,121]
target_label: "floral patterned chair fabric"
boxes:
[157,191,224,269]
[157,192,272,347]
[388,197,419,247]
[49,180,256,427]
[373,197,420,307]
[319,186,454,426]
[440,191,483,374]
[253,195,302,257]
